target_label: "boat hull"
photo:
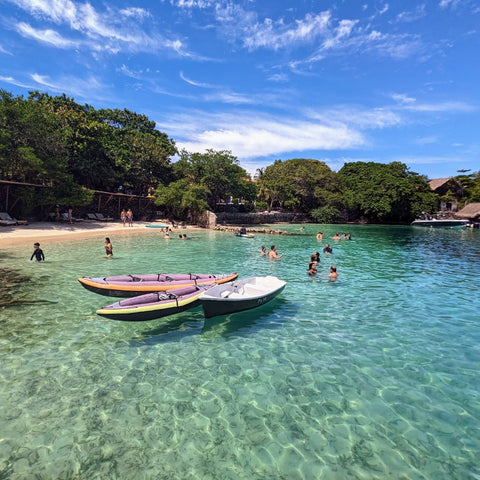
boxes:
[199,276,286,318]
[411,219,468,228]
[97,285,212,321]
[78,272,238,297]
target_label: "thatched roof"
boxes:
[456,203,480,219]
[428,177,453,191]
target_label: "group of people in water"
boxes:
[261,230,348,281]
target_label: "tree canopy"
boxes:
[337,161,438,222]
[1,88,475,224]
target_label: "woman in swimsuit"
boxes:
[104,237,113,257]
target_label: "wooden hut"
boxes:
[456,203,480,220]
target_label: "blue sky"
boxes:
[1,0,479,179]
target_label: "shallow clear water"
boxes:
[1,225,479,479]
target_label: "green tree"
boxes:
[338,161,437,222]
[174,149,255,210]
[256,158,338,213]
[154,178,209,220]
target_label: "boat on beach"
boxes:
[96,284,213,321]
[199,276,286,318]
[78,272,238,297]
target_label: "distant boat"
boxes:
[411,218,469,228]
[199,276,286,318]
[145,224,170,228]
[235,233,255,238]
[78,272,238,297]
[96,284,213,321]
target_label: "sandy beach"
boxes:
[0,220,183,248]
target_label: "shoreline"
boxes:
[0,220,193,249]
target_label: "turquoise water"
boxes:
[1,225,479,479]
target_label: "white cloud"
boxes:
[29,72,111,101]
[415,135,439,145]
[16,22,79,48]
[391,93,416,104]
[401,100,475,113]
[157,111,365,159]
[0,44,13,55]
[439,0,461,8]
[5,0,189,56]
[0,75,34,88]
[243,11,332,50]
[396,5,427,23]
[119,7,150,19]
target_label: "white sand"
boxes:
[0,220,189,248]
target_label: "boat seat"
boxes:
[227,292,244,299]
[242,285,266,296]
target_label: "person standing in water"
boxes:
[104,237,113,257]
[268,245,284,259]
[30,242,45,261]
[329,266,338,279]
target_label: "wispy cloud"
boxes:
[16,22,79,48]
[396,5,427,23]
[5,0,192,56]
[0,75,34,89]
[0,44,13,55]
[400,100,475,113]
[29,72,112,101]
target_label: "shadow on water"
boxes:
[131,307,205,345]
[128,298,297,344]
[0,267,56,308]
[200,297,296,338]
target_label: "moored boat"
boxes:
[96,284,213,321]
[78,272,238,297]
[199,276,286,318]
[235,233,255,238]
[411,218,469,228]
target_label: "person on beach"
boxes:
[67,207,73,224]
[323,244,333,254]
[268,245,284,259]
[329,266,338,279]
[261,246,267,256]
[126,209,133,227]
[104,237,113,257]
[120,209,127,227]
[30,242,45,261]
[307,261,317,276]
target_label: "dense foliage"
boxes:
[337,161,438,222]
[0,90,176,214]
[1,89,477,223]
